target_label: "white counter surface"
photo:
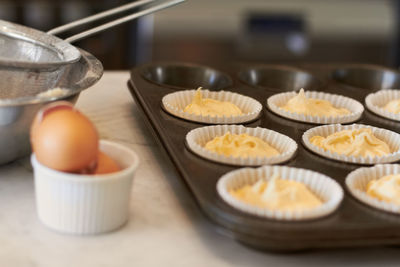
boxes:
[1,71,399,267]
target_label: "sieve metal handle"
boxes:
[47,0,185,43]
[47,0,155,36]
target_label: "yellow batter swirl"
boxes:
[281,89,350,117]
[205,132,280,158]
[367,174,400,205]
[230,173,322,211]
[184,88,243,117]
[383,99,400,114]
[310,128,391,157]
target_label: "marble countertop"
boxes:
[1,71,399,267]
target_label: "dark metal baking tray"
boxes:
[128,62,400,252]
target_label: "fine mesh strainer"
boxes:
[0,0,185,100]
[0,20,80,69]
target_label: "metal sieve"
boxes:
[0,0,185,100]
[0,0,185,164]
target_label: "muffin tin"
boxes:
[128,62,400,252]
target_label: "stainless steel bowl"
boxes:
[0,0,187,165]
[0,49,103,164]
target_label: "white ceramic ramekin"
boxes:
[31,140,139,235]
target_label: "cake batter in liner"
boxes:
[346,164,400,214]
[365,90,400,122]
[162,89,262,124]
[186,125,297,166]
[217,165,343,220]
[302,124,400,164]
[267,90,364,124]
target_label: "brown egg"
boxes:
[31,101,74,147]
[31,101,99,172]
[94,151,121,174]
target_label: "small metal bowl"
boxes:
[0,49,103,164]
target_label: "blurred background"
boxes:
[1,0,398,69]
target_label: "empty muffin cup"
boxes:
[332,65,400,90]
[302,124,400,165]
[365,90,400,122]
[31,140,140,235]
[140,63,232,90]
[217,165,343,221]
[267,90,364,124]
[162,89,262,124]
[346,164,400,214]
[186,125,297,166]
[238,65,321,92]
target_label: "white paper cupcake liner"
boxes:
[186,125,297,166]
[217,165,343,220]
[302,124,400,165]
[346,164,400,214]
[162,89,262,124]
[31,140,140,235]
[365,90,400,121]
[267,91,364,124]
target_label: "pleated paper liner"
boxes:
[186,125,297,166]
[162,89,262,124]
[346,164,400,214]
[217,165,343,221]
[267,90,364,124]
[302,124,400,165]
[365,90,400,122]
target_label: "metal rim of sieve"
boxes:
[0,0,185,70]
[0,49,103,107]
[0,0,185,105]
[0,20,81,69]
